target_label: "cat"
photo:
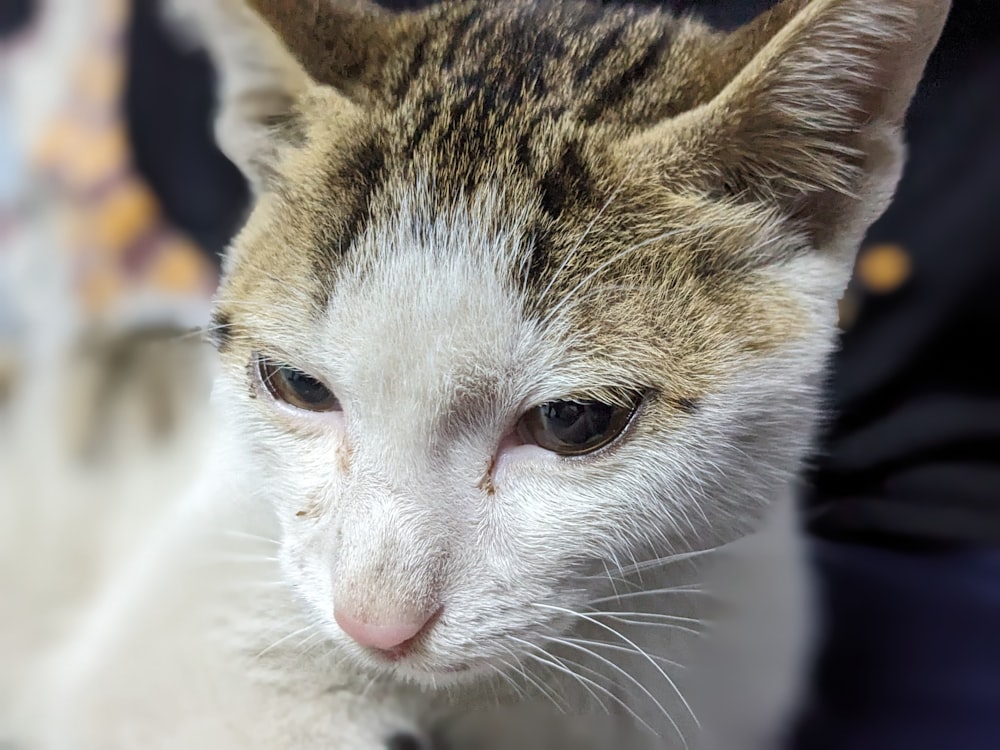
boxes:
[13,0,949,748]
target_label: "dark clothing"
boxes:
[0,0,32,40]
[802,1,1000,543]
[790,539,1000,750]
[125,0,250,259]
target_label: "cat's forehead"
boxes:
[348,1,721,207]
[374,1,701,128]
[215,0,809,393]
[227,2,725,295]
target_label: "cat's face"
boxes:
[190,0,947,684]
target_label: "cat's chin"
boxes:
[353,649,493,688]
[393,662,483,688]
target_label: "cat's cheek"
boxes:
[257,404,351,460]
[490,439,559,487]
[249,408,351,522]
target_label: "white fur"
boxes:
[8,0,949,747]
[15,183,829,749]
[12,419,438,750]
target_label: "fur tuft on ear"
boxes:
[621,0,950,243]
[168,0,396,193]
[244,0,400,96]
[168,0,310,190]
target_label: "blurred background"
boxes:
[1,1,998,748]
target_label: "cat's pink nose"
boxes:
[334,608,436,652]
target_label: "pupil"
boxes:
[286,370,328,402]
[545,401,583,428]
[543,401,613,446]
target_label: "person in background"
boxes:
[3,2,997,749]
[1,0,240,325]
[1,0,228,721]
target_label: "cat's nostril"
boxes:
[334,606,440,653]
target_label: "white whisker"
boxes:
[610,547,721,577]
[587,609,704,627]
[218,529,281,546]
[208,554,280,564]
[497,642,570,713]
[508,636,611,715]
[255,623,317,660]
[535,602,699,743]
[547,648,661,737]
[556,634,686,670]
[588,585,712,607]
[536,632,667,739]
[488,659,529,702]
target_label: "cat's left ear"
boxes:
[170,0,400,193]
[619,0,950,252]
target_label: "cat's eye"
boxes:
[256,357,341,412]
[515,397,639,456]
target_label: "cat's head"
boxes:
[182,0,947,684]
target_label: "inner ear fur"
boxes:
[618,0,950,244]
[170,0,403,192]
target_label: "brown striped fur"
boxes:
[190,0,946,429]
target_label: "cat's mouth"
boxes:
[363,637,474,673]
[348,634,489,684]
[376,649,472,674]
[373,641,463,669]
[360,649,482,686]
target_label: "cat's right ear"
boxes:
[168,0,395,193]
[616,0,949,256]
